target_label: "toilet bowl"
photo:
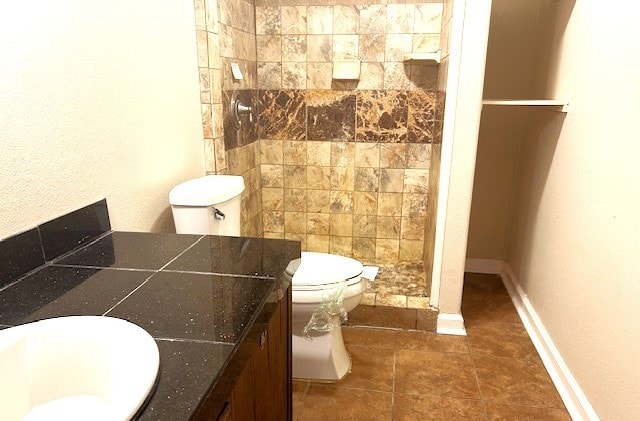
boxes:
[285,252,366,381]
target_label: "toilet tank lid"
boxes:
[169,175,245,207]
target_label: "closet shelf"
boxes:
[482,99,569,112]
[402,51,441,64]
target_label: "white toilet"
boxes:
[170,175,366,381]
[284,252,366,381]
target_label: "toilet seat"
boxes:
[286,252,364,290]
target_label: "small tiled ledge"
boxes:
[361,292,431,309]
[403,51,442,64]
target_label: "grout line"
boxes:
[52,264,154,272]
[49,230,114,264]
[101,237,205,316]
[161,269,273,279]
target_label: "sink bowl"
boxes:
[0,316,159,420]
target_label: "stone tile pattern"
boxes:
[193,0,262,237]
[292,273,570,420]
[258,89,440,263]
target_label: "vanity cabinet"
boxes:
[194,289,292,421]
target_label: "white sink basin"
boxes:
[0,316,159,420]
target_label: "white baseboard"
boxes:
[499,263,599,421]
[436,313,467,335]
[465,258,504,274]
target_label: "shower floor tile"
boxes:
[294,273,571,420]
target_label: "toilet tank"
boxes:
[169,175,245,236]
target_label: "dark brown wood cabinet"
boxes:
[195,290,291,421]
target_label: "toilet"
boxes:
[170,175,366,381]
[284,252,366,381]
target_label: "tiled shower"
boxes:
[193,0,450,304]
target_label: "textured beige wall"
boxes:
[506,1,640,418]
[0,1,204,238]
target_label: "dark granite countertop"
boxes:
[0,231,300,420]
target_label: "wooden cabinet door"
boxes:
[229,360,255,421]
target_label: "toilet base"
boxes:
[292,316,351,381]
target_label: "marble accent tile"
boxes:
[306,62,332,89]
[472,354,565,407]
[353,215,377,240]
[406,143,432,169]
[307,165,331,190]
[353,237,376,261]
[383,62,411,90]
[307,6,333,35]
[257,35,281,62]
[358,34,385,62]
[282,62,307,89]
[353,192,377,216]
[415,3,443,33]
[333,34,358,60]
[484,402,571,420]
[330,213,353,237]
[281,6,307,34]
[396,350,480,398]
[393,395,486,421]
[404,169,429,194]
[195,30,208,68]
[376,216,400,239]
[330,142,355,167]
[377,193,402,216]
[401,217,426,240]
[375,293,406,307]
[375,238,399,262]
[282,35,307,61]
[260,139,283,164]
[413,33,440,53]
[354,143,380,167]
[402,193,428,217]
[283,140,306,165]
[407,296,431,309]
[258,63,282,90]
[408,90,437,142]
[342,327,395,349]
[330,166,355,191]
[329,236,352,256]
[336,345,394,391]
[379,143,407,168]
[385,34,413,62]
[284,165,306,188]
[399,239,424,261]
[359,292,376,306]
[262,187,284,211]
[333,5,359,34]
[307,234,329,253]
[284,188,307,212]
[198,68,211,104]
[357,62,384,90]
[386,4,414,34]
[258,90,306,140]
[306,141,331,166]
[284,211,306,234]
[356,90,408,142]
[379,168,404,193]
[263,211,284,233]
[301,385,392,420]
[307,35,332,62]
[307,213,330,235]
[467,323,539,360]
[354,168,380,192]
[357,5,386,34]
[307,190,331,213]
[330,191,354,213]
[256,6,281,35]
[307,91,356,141]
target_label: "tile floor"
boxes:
[363,262,431,310]
[293,273,571,420]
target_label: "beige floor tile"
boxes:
[300,385,393,421]
[334,345,394,391]
[293,381,310,421]
[393,394,486,421]
[395,350,481,399]
[467,323,539,360]
[346,305,417,329]
[342,326,396,349]
[485,401,572,420]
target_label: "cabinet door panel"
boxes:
[230,360,255,421]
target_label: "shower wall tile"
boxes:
[256,7,281,35]
[282,62,307,89]
[282,6,307,34]
[307,6,333,35]
[356,90,408,142]
[306,63,333,89]
[307,90,356,141]
[258,90,306,139]
[334,5,359,34]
